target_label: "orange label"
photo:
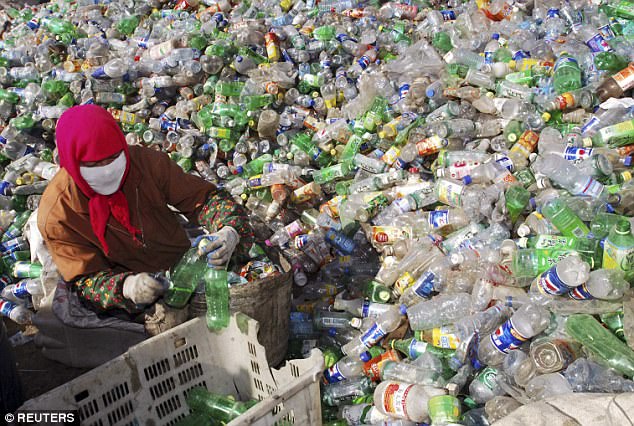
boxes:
[613,64,634,91]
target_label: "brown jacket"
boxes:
[38,146,215,282]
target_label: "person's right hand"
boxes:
[123,273,166,305]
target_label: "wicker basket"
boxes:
[229,249,292,367]
[189,248,292,367]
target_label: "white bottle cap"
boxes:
[517,224,531,237]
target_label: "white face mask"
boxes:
[79,152,127,195]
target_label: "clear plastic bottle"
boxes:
[478,304,551,366]
[374,380,446,423]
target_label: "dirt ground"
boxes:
[4,318,89,403]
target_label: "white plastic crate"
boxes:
[19,313,324,426]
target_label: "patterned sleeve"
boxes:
[73,271,139,313]
[197,191,255,261]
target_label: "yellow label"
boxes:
[394,272,415,296]
[432,325,460,349]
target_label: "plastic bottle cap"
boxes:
[492,33,500,40]
[360,351,371,362]
[264,239,272,247]
[582,138,593,147]
[508,60,516,69]
[528,153,538,163]
[240,193,248,200]
[399,304,407,315]
[517,224,530,237]
[541,112,551,122]
[435,169,445,177]
[625,156,632,167]
[425,88,436,98]
[328,328,337,337]
[462,175,472,185]
[350,318,362,329]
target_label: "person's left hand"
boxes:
[193,226,240,266]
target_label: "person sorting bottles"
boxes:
[37,105,254,334]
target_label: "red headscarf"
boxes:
[55,105,141,255]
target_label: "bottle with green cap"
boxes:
[603,219,634,282]
[364,280,391,303]
[590,212,631,239]
[164,247,208,308]
[204,266,229,331]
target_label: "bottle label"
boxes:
[490,318,529,354]
[362,301,388,319]
[581,116,601,136]
[533,235,570,249]
[563,147,593,163]
[412,271,436,298]
[440,10,456,20]
[536,266,571,295]
[578,176,604,198]
[447,160,481,179]
[432,325,459,349]
[568,283,593,300]
[585,32,612,53]
[408,338,428,359]
[382,383,413,417]
[429,210,450,228]
[554,56,578,72]
[416,136,447,156]
[603,239,634,272]
[598,120,634,147]
[12,281,30,299]
[613,65,634,91]
[598,24,616,40]
[394,272,415,295]
[324,363,346,383]
[360,323,387,348]
[436,180,463,207]
[371,226,411,245]
[285,221,304,239]
[364,350,400,381]
[495,156,515,172]
[476,367,498,390]
[0,298,15,317]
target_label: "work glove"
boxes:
[194,226,240,267]
[123,273,167,305]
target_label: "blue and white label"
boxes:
[536,266,571,295]
[484,51,495,64]
[495,156,514,172]
[585,33,613,53]
[412,271,436,298]
[440,10,456,21]
[563,147,593,162]
[490,318,529,354]
[581,116,601,136]
[359,323,387,348]
[0,299,16,317]
[408,338,428,359]
[568,283,593,300]
[12,281,30,299]
[428,210,449,228]
[324,363,346,383]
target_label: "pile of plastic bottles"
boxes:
[0,0,634,423]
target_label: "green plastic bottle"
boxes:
[186,387,258,423]
[364,280,391,303]
[566,314,634,378]
[204,266,229,331]
[313,25,336,41]
[117,15,139,36]
[511,248,577,278]
[590,212,630,239]
[541,198,590,238]
[390,337,455,360]
[553,54,582,94]
[241,153,273,176]
[215,81,244,97]
[12,261,42,279]
[312,162,351,185]
[603,220,634,282]
[432,32,453,54]
[594,52,629,71]
[505,186,530,223]
[519,234,601,268]
[164,247,208,308]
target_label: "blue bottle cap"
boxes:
[624,156,632,167]
[328,328,337,337]
[462,175,473,185]
[425,88,436,98]
[360,351,371,362]
[492,33,500,40]
[399,304,408,315]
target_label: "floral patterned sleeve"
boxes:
[73,271,138,312]
[197,191,255,261]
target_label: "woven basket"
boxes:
[229,250,292,367]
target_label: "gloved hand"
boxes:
[194,226,240,267]
[123,273,167,305]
